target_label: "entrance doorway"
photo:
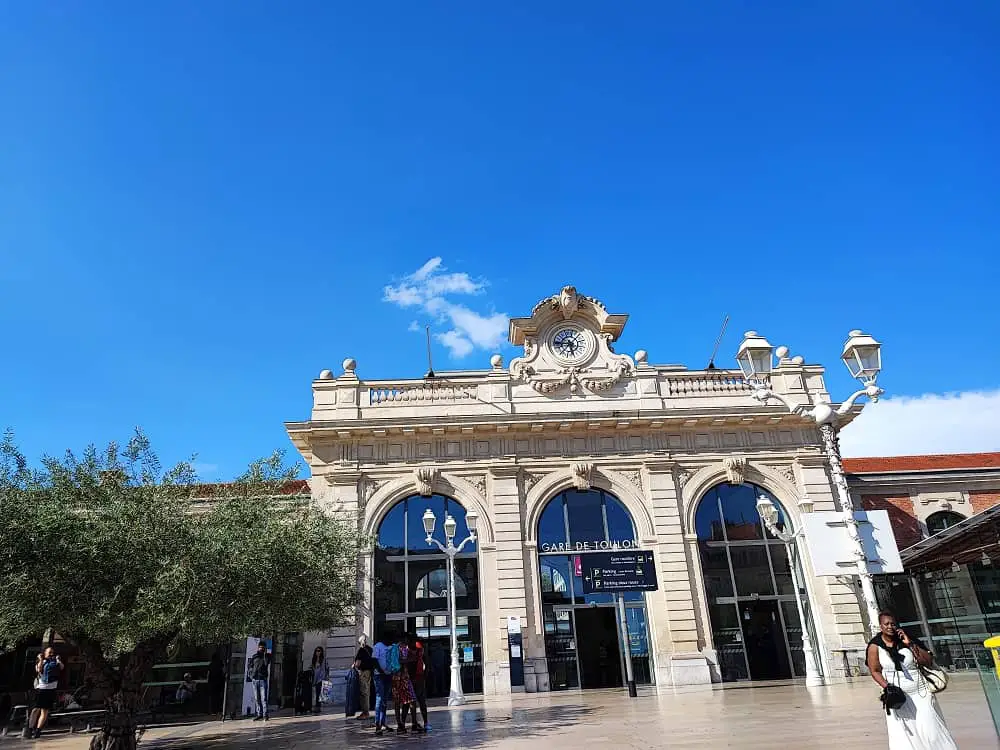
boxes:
[740,601,792,681]
[574,608,623,689]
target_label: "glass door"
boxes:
[544,606,580,689]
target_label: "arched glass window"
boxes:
[695,483,807,683]
[374,494,482,698]
[927,511,965,536]
[538,489,636,551]
[536,488,654,691]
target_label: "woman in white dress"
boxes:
[866,610,958,750]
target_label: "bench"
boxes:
[2,704,107,737]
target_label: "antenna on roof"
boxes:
[424,325,436,379]
[706,314,730,370]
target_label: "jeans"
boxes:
[252,679,269,718]
[373,673,390,728]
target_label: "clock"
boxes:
[551,326,592,363]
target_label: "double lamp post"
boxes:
[736,329,885,659]
[421,506,478,706]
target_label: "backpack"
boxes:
[386,644,401,675]
[42,658,59,685]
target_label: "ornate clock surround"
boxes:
[508,286,635,395]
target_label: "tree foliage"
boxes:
[0,428,364,699]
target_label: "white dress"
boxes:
[876,644,958,750]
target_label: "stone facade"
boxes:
[287,286,870,693]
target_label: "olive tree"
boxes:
[0,430,364,750]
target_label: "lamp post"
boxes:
[756,495,824,686]
[737,330,884,635]
[422,506,478,706]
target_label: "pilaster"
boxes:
[645,461,712,685]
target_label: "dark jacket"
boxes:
[247,652,271,681]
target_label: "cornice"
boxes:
[285,406,814,439]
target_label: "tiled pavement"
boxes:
[10,675,999,749]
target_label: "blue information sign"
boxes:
[580,551,658,593]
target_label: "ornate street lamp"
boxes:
[756,496,824,686]
[736,330,884,634]
[423,506,478,706]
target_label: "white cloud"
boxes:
[435,330,474,358]
[383,258,508,360]
[839,389,1000,457]
[408,320,420,332]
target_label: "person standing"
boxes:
[866,610,958,749]
[310,647,327,713]
[27,647,62,738]
[246,641,272,722]
[391,633,421,734]
[371,632,393,736]
[354,635,374,721]
[407,632,430,732]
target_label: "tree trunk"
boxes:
[66,634,173,750]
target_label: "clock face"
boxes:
[551,327,591,362]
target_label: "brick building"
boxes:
[846,452,1000,669]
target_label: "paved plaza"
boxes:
[13,676,999,749]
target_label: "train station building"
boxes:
[286,285,873,697]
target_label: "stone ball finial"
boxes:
[343,357,357,374]
[635,349,648,364]
[318,369,334,380]
[791,355,804,365]
[775,346,789,359]
[490,354,504,369]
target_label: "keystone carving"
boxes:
[553,285,580,319]
[571,462,594,490]
[724,455,748,485]
[414,467,438,497]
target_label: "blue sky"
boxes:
[1,2,997,477]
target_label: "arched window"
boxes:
[536,488,653,691]
[374,494,482,698]
[414,569,468,600]
[927,511,965,536]
[695,482,808,683]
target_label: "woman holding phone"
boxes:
[866,610,957,749]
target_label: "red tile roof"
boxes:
[843,453,1000,474]
[187,479,310,497]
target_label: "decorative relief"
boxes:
[414,467,438,497]
[553,285,581,319]
[724,455,748,485]
[675,468,691,488]
[768,464,797,486]
[468,474,488,499]
[361,476,383,504]
[571,461,594,490]
[522,472,541,493]
[508,285,635,396]
[620,469,642,492]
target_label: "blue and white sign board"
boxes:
[801,510,903,576]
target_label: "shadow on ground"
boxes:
[142,704,597,749]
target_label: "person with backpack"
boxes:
[371,631,394,736]
[390,633,421,734]
[407,632,430,731]
[28,647,62,738]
